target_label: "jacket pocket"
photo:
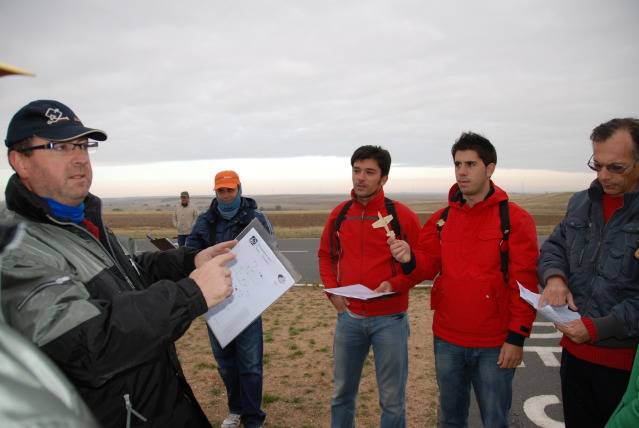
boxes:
[565,217,589,271]
[437,279,506,335]
[622,224,639,280]
[606,224,639,283]
[476,229,503,269]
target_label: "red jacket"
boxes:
[318,189,422,316]
[413,183,538,347]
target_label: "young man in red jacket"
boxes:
[391,132,539,427]
[318,145,421,428]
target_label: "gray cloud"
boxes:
[1,0,637,172]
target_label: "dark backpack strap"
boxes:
[330,200,354,262]
[333,200,353,234]
[437,207,450,241]
[499,200,510,283]
[384,198,402,239]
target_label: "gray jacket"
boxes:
[0,222,98,427]
[1,175,211,427]
[538,180,639,348]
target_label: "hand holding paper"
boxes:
[518,282,580,324]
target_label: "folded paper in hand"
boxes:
[324,284,396,300]
[518,281,580,324]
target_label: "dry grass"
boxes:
[176,287,438,427]
[105,192,571,239]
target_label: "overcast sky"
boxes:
[1,1,638,196]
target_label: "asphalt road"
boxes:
[130,236,564,426]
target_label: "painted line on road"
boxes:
[523,395,564,428]
[523,346,562,367]
[531,321,562,339]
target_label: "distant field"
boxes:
[103,192,571,238]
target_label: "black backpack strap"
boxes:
[384,198,402,239]
[330,200,354,262]
[499,200,510,283]
[333,200,353,234]
[437,207,450,241]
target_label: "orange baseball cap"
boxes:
[214,170,240,190]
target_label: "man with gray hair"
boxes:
[539,118,639,427]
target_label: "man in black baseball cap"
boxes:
[1,99,237,428]
[5,99,106,147]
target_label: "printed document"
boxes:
[518,281,581,324]
[324,284,396,300]
[205,227,296,347]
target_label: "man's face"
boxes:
[454,149,494,199]
[215,186,239,204]
[352,158,388,201]
[593,129,639,196]
[180,196,189,206]
[9,136,92,206]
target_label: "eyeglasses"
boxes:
[16,140,99,154]
[587,155,636,175]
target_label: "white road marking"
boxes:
[523,395,565,428]
[523,347,562,367]
[531,331,563,339]
[531,321,562,339]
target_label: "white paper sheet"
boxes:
[324,284,396,300]
[205,227,295,347]
[518,281,581,325]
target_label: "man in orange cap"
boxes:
[187,170,273,428]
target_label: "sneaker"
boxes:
[221,413,241,428]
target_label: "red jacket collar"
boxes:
[349,187,386,209]
[447,181,508,209]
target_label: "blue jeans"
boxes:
[434,336,515,428]
[177,234,188,247]
[208,317,265,428]
[331,311,409,428]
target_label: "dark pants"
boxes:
[207,318,265,428]
[178,235,189,247]
[560,349,631,428]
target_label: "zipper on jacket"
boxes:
[593,215,608,276]
[17,275,71,311]
[578,222,592,266]
[46,215,136,290]
[360,206,365,285]
[124,393,148,428]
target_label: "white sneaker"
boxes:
[221,413,241,428]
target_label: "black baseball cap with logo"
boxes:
[5,100,107,147]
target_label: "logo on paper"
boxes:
[249,236,258,245]
[45,108,70,125]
